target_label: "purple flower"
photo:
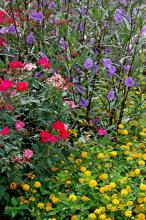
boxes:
[104,48,111,55]
[103,58,112,68]
[104,21,110,29]
[0,27,9,34]
[108,90,115,101]
[124,65,130,71]
[114,8,125,24]
[79,98,89,107]
[93,48,99,55]
[31,11,44,21]
[93,117,99,125]
[79,22,84,32]
[34,72,44,78]
[48,1,56,9]
[124,77,134,87]
[76,86,85,94]
[93,64,98,72]
[120,0,127,5]
[133,8,137,15]
[73,77,79,84]
[59,38,67,50]
[44,0,49,4]
[9,25,16,33]
[108,65,116,77]
[73,65,83,75]
[81,6,87,16]
[84,58,93,69]
[141,26,146,36]
[26,32,34,45]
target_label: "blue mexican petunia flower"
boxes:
[26,32,34,45]
[31,11,44,21]
[79,98,89,107]
[124,77,134,87]
[84,58,93,70]
[108,90,115,101]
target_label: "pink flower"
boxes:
[0,127,10,136]
[15,120,25,131]
[50,135,60,143]
[23,149,33,159]
[0,80,13,92]
[64,123,69,130]
[10,90,16,97]
[14,156,23,164]
[5,104,14,110]
[98,128,107,136]
[24,63,37,71]
[38,56,52,69]
[69,101,78,108]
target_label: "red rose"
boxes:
[40,130,52,143]
[59,129,70,140]
[50,135,60,143]
[0,127,10,136]
[52,120,65,131]
[17,81,28,91]
[9,61,25,69]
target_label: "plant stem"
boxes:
[9,0,21,59]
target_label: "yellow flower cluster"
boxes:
[9,125,146,219]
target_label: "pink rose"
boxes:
[24,63,37,71]
[15,120,25,131]
[10,90,16,97]
[23,149,33,159]
[0,127,10,136]
[14,156,23,164]
[50,135,60,143]
[5,104,14,111]
[98,128,107,136]
[69,101,78,108]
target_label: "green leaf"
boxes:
[0,185,6,200]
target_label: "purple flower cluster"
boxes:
[84,58,93,70]
[34,72,44,78]
[79,98,89,107]
[124,65,130,72]
[108,90,115,101]
[0,25,16,34]
[59,38,67,50]
[103,58,116,77]
[124,77,134,88]
[79,22,84,32]
[141,26,146,36]
[92,116,99,125]
[119,0,127,5]
[26,32,34,45]
[114,8,125,24]
[31,11,44,21]
[48,1,56,9]
[81,6,87,16]
[76,85,85,94]
[9,25,17,34]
